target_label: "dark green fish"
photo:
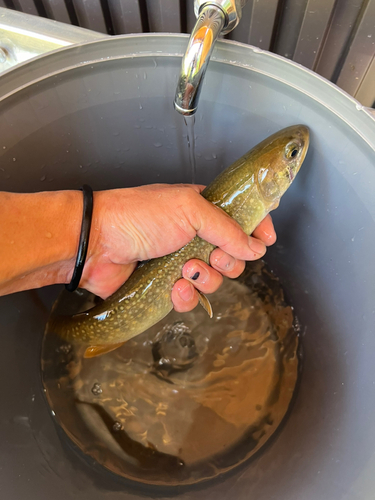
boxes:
[51,125,309,357]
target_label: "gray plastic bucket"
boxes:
[0,35,374,500]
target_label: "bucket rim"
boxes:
[0,33,373,151]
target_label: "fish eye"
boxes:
[284,142,300,160]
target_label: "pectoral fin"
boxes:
[197,291,213,318]
[84,342,125,358]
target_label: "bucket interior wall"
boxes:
[0,36,374,500]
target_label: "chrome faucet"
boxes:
[174,1,248,116]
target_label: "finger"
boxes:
[191,198,267,261]
[252,214,276,246]
[82,261,137,300]
[172,278,199,313]
[209,248,246,279]
[182,259,223,294]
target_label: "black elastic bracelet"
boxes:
[65,185,93,292]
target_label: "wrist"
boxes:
[79,189,138,288]
[78,190,111,287]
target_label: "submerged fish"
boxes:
[50,125,309,357]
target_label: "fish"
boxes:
[50,125,309,358]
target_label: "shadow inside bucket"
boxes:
[39,260,301,488]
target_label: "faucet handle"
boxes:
[194,0,248,34]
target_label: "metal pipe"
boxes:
[174,0,248,116]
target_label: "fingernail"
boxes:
[178,282,195,302]
[214,254,235,272]
[186,264,208,284]
[248,236,266,256]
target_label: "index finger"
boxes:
[190,197,267,261]
[252,215,276,246]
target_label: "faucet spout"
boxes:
[174,4,225,116]
[174,1,248,116]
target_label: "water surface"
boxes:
[41,260,301,485]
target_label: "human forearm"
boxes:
[0,190,82,295]
[0,185,275,306]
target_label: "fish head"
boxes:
[255,125,309,206]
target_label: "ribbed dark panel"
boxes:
[293,0,337,70]
[107,0,143,34]
[12,0,39,15]
[145,0,181,32]
[2,0,374,105]
[42,0,71,23]
[71,0,107,33]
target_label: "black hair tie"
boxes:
[65,185,93,292]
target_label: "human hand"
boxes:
[81,184,276,306]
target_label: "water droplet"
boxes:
[139,104,143,110]
[40,175,46,181]
[143,72,147,79]
[59,344,71,354]
[12,157,16,161]
[153,142,162,148]
[134,124,141,129]
[113,421,122,432]
[2,146,6,149]
[91,382,102,396]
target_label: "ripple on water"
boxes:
[41,260,301,486]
